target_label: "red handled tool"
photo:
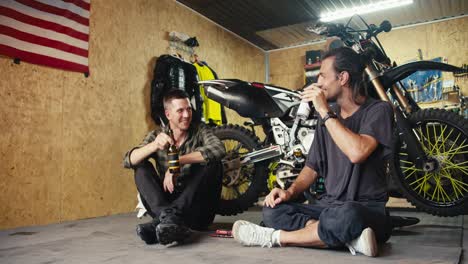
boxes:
[209,229,233,238]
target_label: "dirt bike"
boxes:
[200,79,317,215]
[200,16,468,217]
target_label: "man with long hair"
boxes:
[232,47,394,257]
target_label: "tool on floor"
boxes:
[209,229,233,238]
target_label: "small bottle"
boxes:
[167,128,180,174]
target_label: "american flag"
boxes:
[0,0,90,74]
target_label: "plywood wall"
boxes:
[269,17,468,95]
[378,17,468,96]
[269,43,326,90]
[0,0,264,229]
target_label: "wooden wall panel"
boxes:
[378,17,468,95]
[0,62,65,227]
[269,17,468,95]
[0,0,264,229]
[270,44,325,90]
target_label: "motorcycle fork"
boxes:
[365,65,413,114]
[365,66,429,170]
[391,84,412,114]
[392,81,422,113]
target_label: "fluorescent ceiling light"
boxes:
[320,0,413,22]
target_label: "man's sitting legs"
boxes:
[233,219,377,257]
[154,162,222,243]
[262,202,323,231]
[133,162,222,245]
[133,161,191,245]
[182,162,223,230]
[234,201,389,257]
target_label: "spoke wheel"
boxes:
[393,109,468,216]
[212,124,268,215]
[221,139,255,200]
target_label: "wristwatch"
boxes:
[322,111,338,126]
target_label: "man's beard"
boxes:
[326,88,341,103]
[327,94,338,103]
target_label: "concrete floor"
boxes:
[0,207,465,264]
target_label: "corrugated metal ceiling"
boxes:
[175,0,467,51]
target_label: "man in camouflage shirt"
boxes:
[123,89,225,245]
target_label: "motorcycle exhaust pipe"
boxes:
[240,145,282,164]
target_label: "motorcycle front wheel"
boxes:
[393,108,468,216]
[212,124,269,215]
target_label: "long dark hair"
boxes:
[322,47,367,104]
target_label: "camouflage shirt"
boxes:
[123,123,225,179]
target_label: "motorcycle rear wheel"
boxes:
[212,124,268,215]
[393,109,468,216]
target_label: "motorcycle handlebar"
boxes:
[307,22,346,37]
[308,20,392,40]
[370,20,392,37]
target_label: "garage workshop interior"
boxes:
[0,0,467,263]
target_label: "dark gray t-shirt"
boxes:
[306,98,394,204]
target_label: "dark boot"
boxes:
[136,218,160,244]
[156,208,191,245]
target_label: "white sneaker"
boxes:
[232,220,278,248]
[346,227,378,257]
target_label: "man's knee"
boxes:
[341,202,366,224]
[134,160,153,172]
[192,161,222,176]
[319,203,366,235]
[318,203,375,247]
[322,202,365,228]
[133,161,156,183]
[205,161,223,178]
[262,204,287,228]
[194,162,223,191]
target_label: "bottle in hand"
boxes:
[167,128,180,174]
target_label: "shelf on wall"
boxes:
[304,62,321,70]
[418,100,460,110]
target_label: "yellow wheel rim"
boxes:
[220,139,254,201]
[399,122,468,205]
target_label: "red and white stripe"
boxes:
[0,0,90,74]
